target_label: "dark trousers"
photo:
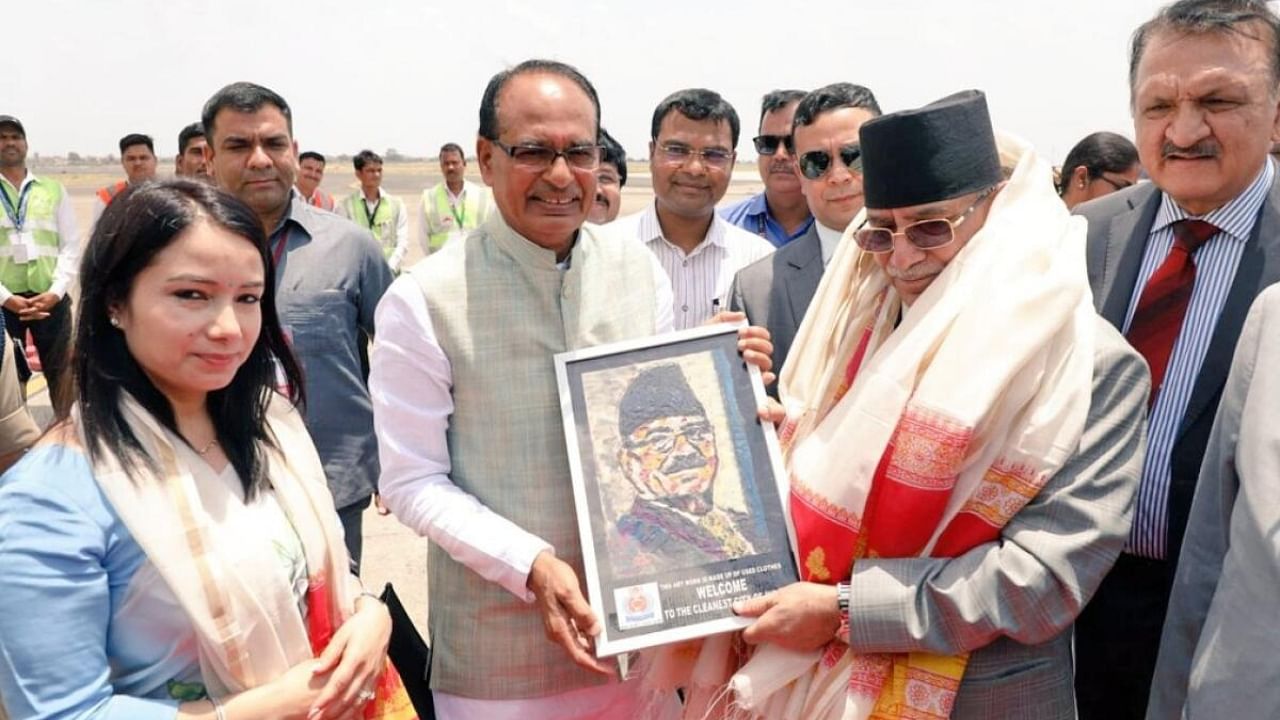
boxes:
[337,495,372,576]
[1074,553,1176,720]
[3,294,72,415]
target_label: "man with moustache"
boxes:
[619,88,774,330]
[725,89,1147,720]
[370,59,774,719]
[1072,1,1280,717]
[588,128,626,224]
[419,142,493,254]
[0,114,79,414]
[608,363,760,576]
[729,83,882,379]
[201,82,393,570]
[296,151,336,210]
[720,89,812,247]
[174,123,209,180]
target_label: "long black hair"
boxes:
[74,179,305,497]
[1058,132,1139,195]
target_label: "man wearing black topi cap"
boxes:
[718,90,1150,719]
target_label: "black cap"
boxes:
[859,90,1001,209]
[618,364,707,439]
[0,115,24,137]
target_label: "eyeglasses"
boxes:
[657,143,734,169]
[752,134,791,156]
[627,420,715,456]
[1094,174,1133,191]
[492,140,600,171]
[796,144,862,180]
[853,186,996,253]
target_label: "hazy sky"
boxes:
[6,0,1172,163]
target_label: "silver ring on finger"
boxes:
[357,689,376,703]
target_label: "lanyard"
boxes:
[272,226,292,267]
[0,179,34,232]
[754,212,767,239]
[363,197,382,229]
[449,193,466,227]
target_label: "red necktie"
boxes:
[1126,219,1218,406]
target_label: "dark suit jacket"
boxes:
[728,223,824,389]
[1076,172,1280,560]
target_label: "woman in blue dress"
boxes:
[0,180,400,720]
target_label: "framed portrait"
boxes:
[555,323,799,657]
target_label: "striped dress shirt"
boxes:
[622,201,775,330]
[1122,159,1274,559]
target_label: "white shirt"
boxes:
[815,221,844,266]
[370,227,673,718]
[0,171,81,304]
[90,195,107,231]
[619,201,775,330]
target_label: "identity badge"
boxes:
[12,231,36,264]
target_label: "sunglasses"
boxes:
[796,144,862,180]
[752,134,790,156]
[854,186,996,253]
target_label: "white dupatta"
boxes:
[76,393,357,697]
[644,134,1097,720]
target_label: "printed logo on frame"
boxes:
[614,582,663,630]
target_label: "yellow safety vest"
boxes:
[341,191,402,260]
[422,182,490,252]
[0,175,65,295]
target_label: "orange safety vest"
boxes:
[95,180,128,206]
[305,189,336,211]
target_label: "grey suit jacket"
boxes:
[728,223,823,387]
[1077,174,1280,558]
[1147,284,1280,719]
[846,318,1149,719]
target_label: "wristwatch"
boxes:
[836,582,851,642]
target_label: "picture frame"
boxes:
[555,323,800,657]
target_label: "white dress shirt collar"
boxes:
[814,221,845,266]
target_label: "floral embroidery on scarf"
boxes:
[884,408,972,490]
[805,546,832,582]
[960,459,1046,527]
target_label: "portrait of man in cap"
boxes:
[588,360,762,577]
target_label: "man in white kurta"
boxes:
[370,60,679,720]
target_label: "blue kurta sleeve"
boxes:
[0,446,178,720]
